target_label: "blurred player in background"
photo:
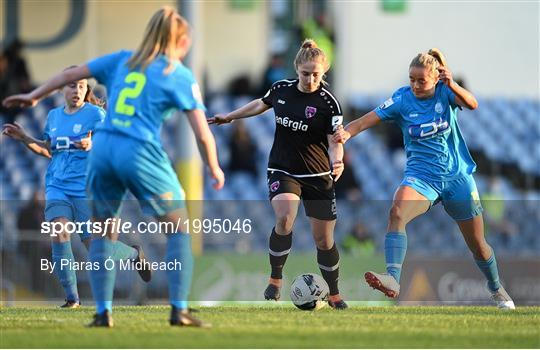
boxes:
[3,79,150,308]
[3,6,225,326]
[333,48,515,309]
[209,39,347,309]
[2,76,148,308]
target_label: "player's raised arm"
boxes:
[438,66,478,110]
[2,122,51,158]
[428,48,478,110]
[2,65,92,109]
[208,98,271,125]
[186,109,225,190]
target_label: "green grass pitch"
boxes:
[1,305,538,348]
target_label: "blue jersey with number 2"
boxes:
[374,82,476,181]
[87,50,205,146]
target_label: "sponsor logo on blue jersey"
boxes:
[408,117,451,140]
[50,135,86,151]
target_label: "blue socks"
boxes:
[51,241,79,302]
[51,239,134,307]
[475,251,501,292]
[111,241,138,261]
[384,230,501,292]
[85,232,194,313]
[385,232,407,283]
[166,233,193,310]
[88,238,117,314]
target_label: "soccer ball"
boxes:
[290,273,329,310]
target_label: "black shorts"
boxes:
[267,170,337,220]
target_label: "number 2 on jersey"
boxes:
[115,72,146,116]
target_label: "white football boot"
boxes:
[490,286,516,310]
[364,271,400,298]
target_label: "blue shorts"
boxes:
[45,187,92,241]
[400,174,483,221]
[87,131,185,219]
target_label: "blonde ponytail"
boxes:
[127,6,189,74]
[427,48,447,68]
[294,39,330,73]
[410,48,448,77]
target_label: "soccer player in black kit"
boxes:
[209,39,347,309]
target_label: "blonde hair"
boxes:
[409,48,448,78]
[127,6,189,74]
[294,39,330,73]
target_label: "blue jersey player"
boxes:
[3,7,224,327]
[2,77,146,308]
[333,48,515,309]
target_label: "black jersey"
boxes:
[261,79,343,176]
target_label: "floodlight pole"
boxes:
[176,0,204,256]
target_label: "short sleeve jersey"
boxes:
[43,103,105,196]
[262,79,343,176]
[87,50,205,146]
[374,82,476,181]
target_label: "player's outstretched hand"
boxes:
[2,122,27,141]
[2,94,38,109]
[208,114,232,125]
[438,66,453,86]
[332,160,344,182]
[210,166,225,190]
[332,125,350,144]
[74,131,92,151]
